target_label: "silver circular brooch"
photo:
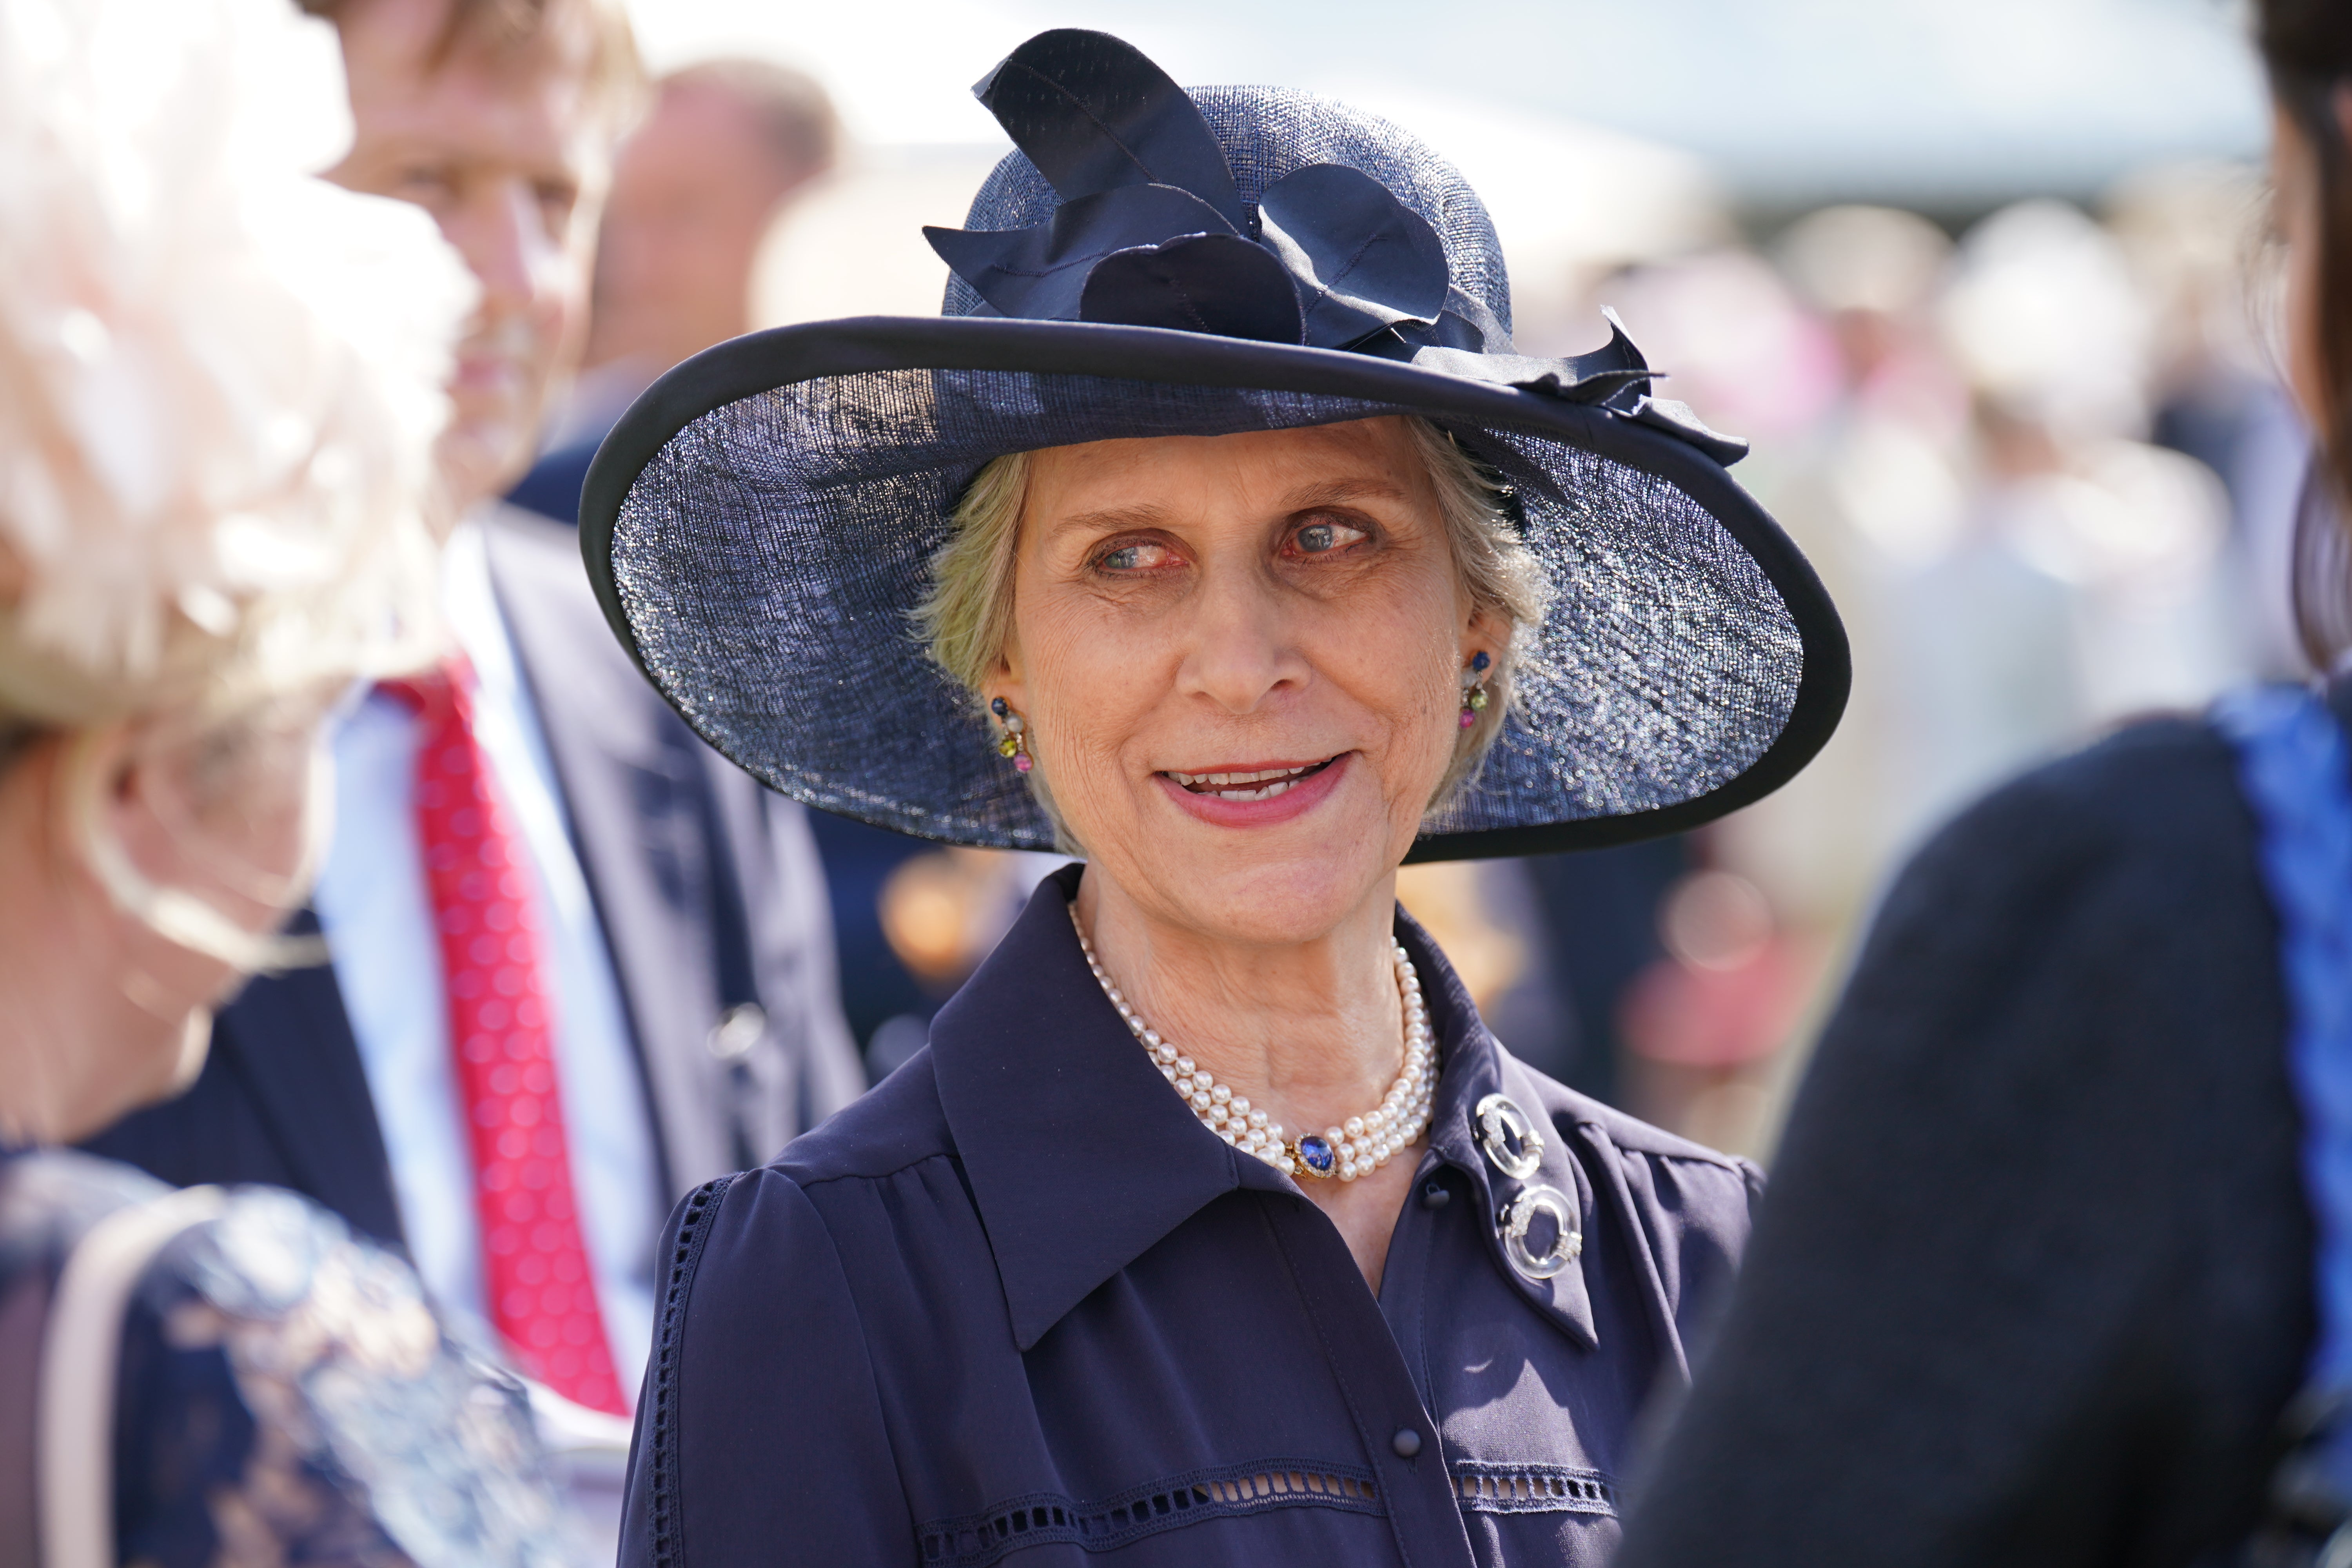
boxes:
[1497,1185,1583,1280]
[1472,1093,1544,1181]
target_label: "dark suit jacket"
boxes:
[86,505,867,1251]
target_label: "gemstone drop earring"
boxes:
[991,696,1033,772]
[1459,650,1492,730]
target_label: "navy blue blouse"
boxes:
[621,866,1759,1567]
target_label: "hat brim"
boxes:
[580,314,1848,862]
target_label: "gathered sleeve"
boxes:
[621,1168,911,1568]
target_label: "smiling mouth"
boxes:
[1162,757,1338,802]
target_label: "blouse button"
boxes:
[1419,1178,1451,1210]
[1391,1427,1423,1459]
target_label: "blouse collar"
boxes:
[928,862,1597,1351]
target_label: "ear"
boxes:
[984,643,1031,721]
[1460,606,1511,669]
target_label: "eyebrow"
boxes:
[1280,477,1412,512]
[1047,477,1414,539]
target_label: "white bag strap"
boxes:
[37,1185,225,1568]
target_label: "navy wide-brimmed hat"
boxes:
[579,29,1847,861]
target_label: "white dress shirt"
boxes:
[312,520,660,1400]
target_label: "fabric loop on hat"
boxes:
[1078,233,1305,343]
[972,29,1249,230]
[1257,162,1451,348]
[938,29,1467,358]
[924,183,1239,323]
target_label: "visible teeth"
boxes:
[1171,762,1321,794]
[1216,779,1295,802]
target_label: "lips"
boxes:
[1162,758,1336,802]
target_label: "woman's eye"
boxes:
[1098,541,1174,572]
[1291,519,1369,555]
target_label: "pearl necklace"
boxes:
[1067,904,1437,1181]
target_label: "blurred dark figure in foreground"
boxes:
[0,1,570,1561]
[1617,4,2352,1564]
[508,58,839,524]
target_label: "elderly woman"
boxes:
[588,31,1844,1568]
[0,2,574,1562]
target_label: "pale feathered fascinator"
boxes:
[0,0,473,967]
[0,0,475,729]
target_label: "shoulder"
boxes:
[648,1080,949,1389]
[1514,1061,1762,1209]
[1499,1054,1763,1317]
[0,1149,168,1286]
[1897,713,2254,931]
[776,1047,958,1187]
[1783,712,2285,1211]
[1842,714,2273,1062]
[666,1052,975,1302]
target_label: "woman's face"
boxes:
[992,417,1498,946]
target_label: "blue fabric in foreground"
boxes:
[2214,682,2352,1490]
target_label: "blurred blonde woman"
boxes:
[0,0,574,1563]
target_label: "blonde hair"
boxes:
[298,0,648,135]
[0,0,471,967]
[915,417,1552,841]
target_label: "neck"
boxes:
[1072,868,1408,1145]
[0,738,198,1147]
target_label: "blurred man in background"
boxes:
[510,56,839,523]
[88,0,864,1537]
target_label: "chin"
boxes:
[1106,763,1415,941]
[1153,833,1399,946]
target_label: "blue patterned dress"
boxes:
[0,1149,577,1567]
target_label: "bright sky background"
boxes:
[623,0,2268,211]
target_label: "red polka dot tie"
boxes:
[381,657,629,1416]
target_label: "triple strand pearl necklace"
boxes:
[1068,904,1438,1181]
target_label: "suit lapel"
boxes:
[212,916,408,1245]
[479,505,736,1198]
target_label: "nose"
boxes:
[1171,559,1310,715]
[447,177,564,327]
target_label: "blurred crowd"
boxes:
[1555,169,2297,1152]
[575,58,2288,1158]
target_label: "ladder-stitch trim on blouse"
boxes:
[645,1174,738,1568]
[1449,1460,1618,1517]
[915,1459,1383,1565]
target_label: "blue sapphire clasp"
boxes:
[1294,1134,1337,1177]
